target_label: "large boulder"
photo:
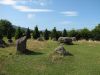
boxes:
[71,37,76,41]
[58,37,73,44]
[0,39,7,48]
[54,45,72,56]
[16,36,27,53]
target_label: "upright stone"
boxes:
[16,36,27,53]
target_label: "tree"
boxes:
[32,26,40,39]
[15,27,23,39]
[80,28,91,40]
[57,31,62,38]
[0,30,3,40]
[68,29,78,37]
[7,29,12,40]
[44,29,49,40]
[51,27,58,40]
[92,24,100,41]
[26,27,31,39]
[62,29,67,37]
[0,19,15,36]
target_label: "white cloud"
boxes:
[33,0,52,6]
[0,0,53,13]
[61,11,78,16]
[0,0,17,5]
[13,5,53,12]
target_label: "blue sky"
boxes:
[0,0,100,30]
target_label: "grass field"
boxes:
[0,39,100,75]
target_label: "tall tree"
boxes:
[44,29,49,40]
[15,27,23,39]
[51,27,58,40]
[62,29,67,37]
[0,31,3,39]
[32,26,40,39]
[26,27,31,39]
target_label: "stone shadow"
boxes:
[20,49,44,55]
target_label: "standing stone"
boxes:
[16,36,27,53]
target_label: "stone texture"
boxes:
[37,37,44,41]
[54,45,72,56]
[71,37,76,41]
[58,37,73,44]
[16,36,27,53]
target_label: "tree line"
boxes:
[0,19,100,41]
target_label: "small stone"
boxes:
[55,45,72,56]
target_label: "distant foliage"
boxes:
[80,28,91,40]
[32,26,40,39]
[0,19,15,37]
[92,24,100,41]
[7,29,13,39]
[0,33,3,39]
[44,29,49,40]
[26,27,31,39]
[15,27,23,39]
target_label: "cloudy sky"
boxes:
[0,0,100,30]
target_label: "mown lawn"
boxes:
[0,39,100,75]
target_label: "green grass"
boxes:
[0,39,100,75]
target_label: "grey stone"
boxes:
[71,37,76,41]
[55,45,72,56]
[58,37,73,44]
[16,36,27,53]
[37,37,44,41]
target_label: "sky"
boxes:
[0,0,100,30]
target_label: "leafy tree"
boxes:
[68,29,78,37]
[92,24,100,40]
[80,28,91,40]
[44,29,49,40]
[15,27,23,39]
[0,19,15,36]
[26,27,31,39]
[62,29,67,37]
[75,30,81,40]
[32,26,40,39]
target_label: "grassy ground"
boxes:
[0,39,100,75]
